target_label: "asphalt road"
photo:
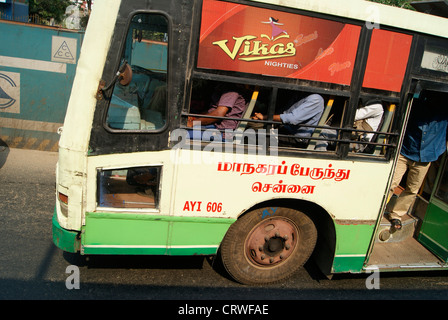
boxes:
[1,147,448,305]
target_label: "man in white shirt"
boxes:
[314,100,384,152]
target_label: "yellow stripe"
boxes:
[37,139,51,151]
[0,117,63,133]
[0,135,59,152]
[10,136,23,148]
[23,137,38,149]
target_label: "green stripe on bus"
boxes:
[332,222,375,273]
[82,211,235,255]
[52,210,81,253]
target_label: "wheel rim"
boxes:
[244,217,299,267]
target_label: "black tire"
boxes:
[220,207,317,285]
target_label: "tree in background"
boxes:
[367,0,415,10]
[79,0,92,28]
[28,0,73,24]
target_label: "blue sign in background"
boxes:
[0,20,84,151]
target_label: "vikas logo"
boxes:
[212,17,296,62]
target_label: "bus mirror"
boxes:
[101,61,132,94]
[119,63,132,86]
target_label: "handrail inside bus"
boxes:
[234,89,260,143]
[374,103,396,156]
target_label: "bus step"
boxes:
[376,214,419,243]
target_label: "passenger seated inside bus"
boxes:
[251,93,324,146]
[108,67,167,131]
[106,12,169,131]
[187,83,250,141]
[314,99,384,152]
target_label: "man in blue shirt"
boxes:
[252,93,324,139]
[387,90,448,230]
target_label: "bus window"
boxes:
[309,97,347,152]
[186,79,260,142]
[97,166,161,209]
[313,98,394,156]
[349,100,396,157]
[270,90,324,148]
[264,90,348,151]
[348,99,385,154]
[106,13,168,131]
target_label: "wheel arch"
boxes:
[235,198,337,278]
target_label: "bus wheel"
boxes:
[220,207,317,285]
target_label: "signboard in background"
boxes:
[52,36,77,64]
[0,71,20,114]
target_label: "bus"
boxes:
[52,0,448,285]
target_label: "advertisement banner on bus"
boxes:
[197,0,361,86]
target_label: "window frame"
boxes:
[102,10,171,135]
[179,0,401,161]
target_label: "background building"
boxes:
[0,0,29,23]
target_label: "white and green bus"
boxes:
[52,0,448,284]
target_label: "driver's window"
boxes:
[106,13,168,131]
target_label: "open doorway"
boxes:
[367,85,448,270]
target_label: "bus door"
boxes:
[410,83,448,263]
[366,84,448,270]
[418,152,448,262]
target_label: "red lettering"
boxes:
[182,201,202,211]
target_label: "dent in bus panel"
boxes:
[106,13,168,131]
[97,166,161,209]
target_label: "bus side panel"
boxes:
[81,212,170,255]
[81,212,236,256]
[332,222,376,273]
[170,150,392,273]
[167,217,236,255]
[172,151,392,219]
